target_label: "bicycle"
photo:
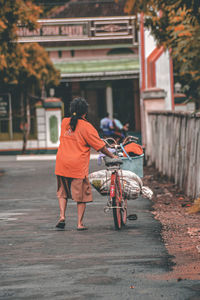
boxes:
[102,136,140,230]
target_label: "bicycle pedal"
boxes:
[127,214,138,221]
[104,207,110,213]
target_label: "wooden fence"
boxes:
[146,111,200,199]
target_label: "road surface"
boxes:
[0,158,199,299]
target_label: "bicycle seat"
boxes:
[104,157,123,167]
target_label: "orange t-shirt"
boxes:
[55,118,105,178]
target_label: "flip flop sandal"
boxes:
[56,220,65,229]
[77,227,88,231]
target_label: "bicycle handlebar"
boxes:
[103,135,139,149]
[123,135,139,144]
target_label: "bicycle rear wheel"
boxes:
[112,175,123,230]
[112,196,122,230]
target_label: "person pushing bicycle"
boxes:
[55,97,117,231]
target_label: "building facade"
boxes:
[0,1,175,154]
[18,15,140,132]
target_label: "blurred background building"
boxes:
[0,0,178,154]
[18,0,140,133]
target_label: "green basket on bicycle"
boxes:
[121,154,144,178]
[120,143,144,177]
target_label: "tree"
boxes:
[16,42,60,153]
[33,0,69,17]
[124,0,200,107]
[0,0,60,152]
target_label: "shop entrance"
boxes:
[112,79,138,131]
[82,79,140,132]
[55,78,140,133]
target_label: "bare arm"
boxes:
[99,145,117,158]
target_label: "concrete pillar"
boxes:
[43,98,62,149]
[36,98,62,152]
[141,88,166,152]
[35,101,47,149]
[133,79,141,132]
[106,84,113,119]
[71,82,80,98]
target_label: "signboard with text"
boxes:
[18,23,88,39]
[17,17,137,43]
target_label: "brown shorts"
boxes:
[56,176,93,203]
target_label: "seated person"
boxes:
[100,113,114,137]
[113,113,129,142]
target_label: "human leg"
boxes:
[77,202,87,229]
[58,196,67,221]
[55,197,67,228]
[71,178,92,230]
[56,176,71,228]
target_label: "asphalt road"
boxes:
[0,158,199,300]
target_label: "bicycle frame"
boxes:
[103,164,127,229]
[102,135,139,229]
[104,165,122,210]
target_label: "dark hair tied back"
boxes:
[69,97,88,131]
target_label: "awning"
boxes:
[54,57,139,81]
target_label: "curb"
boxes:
[0,154,100,161]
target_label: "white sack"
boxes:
[89,170,153,200]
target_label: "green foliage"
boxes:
[0,0,60,88]
[0,0,60,152]
[32,0,67,17]
[125,0,200,105]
